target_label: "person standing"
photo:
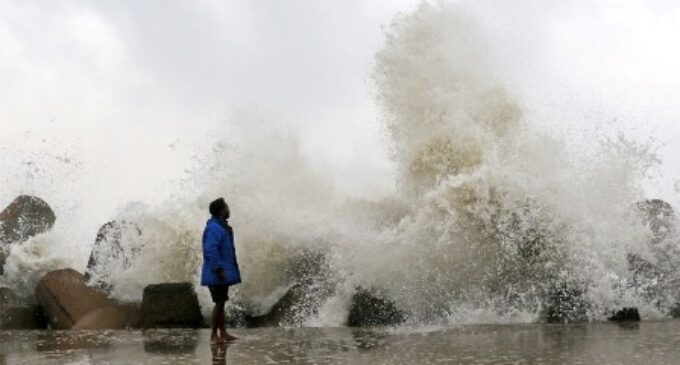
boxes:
[202,198,241,343]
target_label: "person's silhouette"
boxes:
[202,198,242,343]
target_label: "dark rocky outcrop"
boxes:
[609,307,640,322]
[245,284,307,327]
[0,195,56,274]
[348,287,405,327]
[0,305,48,330]
[85,220,142,290]
[669,304,680,318]
[243,254,406,328]
[141,283,202,328]
[245,250,338,327]
[0,195,56,244]
[35,268,114,329]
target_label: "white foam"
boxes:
[2,2,677,326]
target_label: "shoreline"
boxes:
[2,321,680,364]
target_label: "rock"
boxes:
[35,268,114,329]
[114,302,143,328]
[609,307,640,322]
[348,287,405,327]
[0,195,56,275]
[0,305,48,330]
[0,287,19,306]
[543,281,589,324]
[141,283,202,328]
[245,284,306,327]
[246,250,339,327]
[72,306,130,330]
[85,220,143,290]
[669,304,680,318]
[0,195,56,244]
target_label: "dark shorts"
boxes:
[209,285,230,303]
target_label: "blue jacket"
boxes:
[201,217,241,286]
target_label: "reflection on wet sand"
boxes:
[0,321,678,364]
[211,342,230,365]
[35,331,112,352]
[351,328,389,351]
[143,329,199,354]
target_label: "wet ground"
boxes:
[1,320,680,364]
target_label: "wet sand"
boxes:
[1,320,680,364]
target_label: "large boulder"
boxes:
[141,283,202,328]
[35,268,114,329]
[609,307,640,322]
[245,284,307,327]
[115,302,143,328]
[0,305,48,330]
[71,306,129,330]
[348,287,405,327]
[85,220,143,290]
[0,195,56,244]
[246,250,339,327]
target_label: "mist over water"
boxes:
[2,1,679,327]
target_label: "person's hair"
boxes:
[209,198,227,217]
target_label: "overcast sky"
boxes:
[2,0,680,216]
[0,0,420,210]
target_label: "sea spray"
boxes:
[70,111,345,318]
[366,2,669,323]
[1,2,675,326]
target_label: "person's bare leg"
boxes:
[210,304,220,343]
[217,303,238,342]
[213,302,230,343]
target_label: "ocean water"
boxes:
[2,321,680,364]
[2,0,679,331]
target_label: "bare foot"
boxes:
[223,333,239,342]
